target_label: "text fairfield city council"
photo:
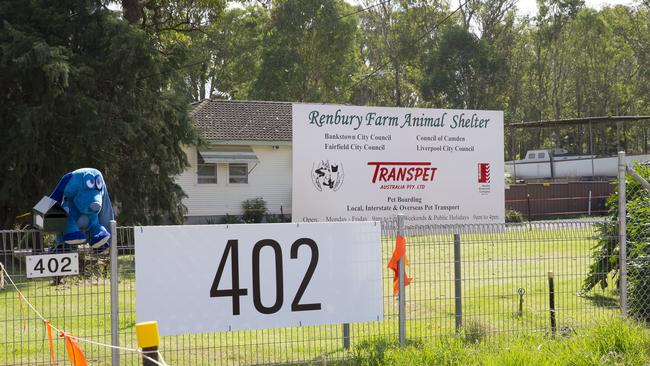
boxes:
[307,109,492,131]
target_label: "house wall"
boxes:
[177,145,292,223]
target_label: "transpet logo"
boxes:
[367,162,437,190]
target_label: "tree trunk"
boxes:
[394,60,401,107]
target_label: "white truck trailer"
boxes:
[505,149,650,179]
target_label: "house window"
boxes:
[197,164,217,184]
[229,163,248,184]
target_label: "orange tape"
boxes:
[387,235,413,296]
[61,332,88,366]
[45,320,56,365]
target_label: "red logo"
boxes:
[478,163,490,183]
[368,162,437,183]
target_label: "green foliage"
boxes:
[203,216,221,225]
[350,318,650,366]
[4,0,650,229]
[147,2,650,160]
[504,6,650,160]
[583,164,650,322]
[350,338,397,366]
[421,26,508,110]
[460,320,488,344]
[505,209,525,223]
[264,213,290,223]
[351,1,443,107]
[250,0,361,103]
[185,4,269,101]
[221,213,243,224]
[242,197,267,223]
[0,0,199,227]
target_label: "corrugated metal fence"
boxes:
[0,218,621,365]
[505,181,614,219]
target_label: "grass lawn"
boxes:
[345,317,650,365]
[0,222,626,365]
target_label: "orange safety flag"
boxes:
[387,235,412,295]
[60,332,88,366]
[45,320,56,365]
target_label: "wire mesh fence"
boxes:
[1,217,623,365]
[0,230,114,366]
[621,162,650,324]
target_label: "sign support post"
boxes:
[397,214,406,346]
[454,232,462,334]
[618,151,627,316]
[342,323,350,349]
[110,220,119,366]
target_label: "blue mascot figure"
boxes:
[49,168,114,253]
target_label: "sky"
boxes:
[113,0,643,17]
[515,0,640,16]
[346,0,641,17]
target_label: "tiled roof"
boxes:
[191,99,292,143]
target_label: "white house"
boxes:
[176,99,293,224]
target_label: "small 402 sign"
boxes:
[135,222,383,336]
[26,253,79,278]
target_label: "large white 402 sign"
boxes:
[135,222,383,336]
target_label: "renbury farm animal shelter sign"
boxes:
[135,222,382,335]
[292,104,505,225]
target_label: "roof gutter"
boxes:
[207,140,292,146]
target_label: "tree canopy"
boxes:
[2,0,650,227]
[250,0,361,102]
[0,0,198,227]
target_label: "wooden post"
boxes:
[136,321,160,366]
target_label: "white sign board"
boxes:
[292,104,504,225]
[135,222,383,336]
[26,253,79,278]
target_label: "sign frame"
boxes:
[135,222,384,336]
[291,103,505,225]
[26,253,79,278]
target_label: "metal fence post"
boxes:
[342,323,350,350]
[617,152,628,316]
[110,220,119,366]
[397,214,406,346]
[454,233,462,334]
[547,271,556,336]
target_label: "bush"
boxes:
[505,209,524,223]
[461,320,488,344]
[204,216,220,225]
[242,198,267,223]
[221,214,243,224]
[583,163,650,322]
